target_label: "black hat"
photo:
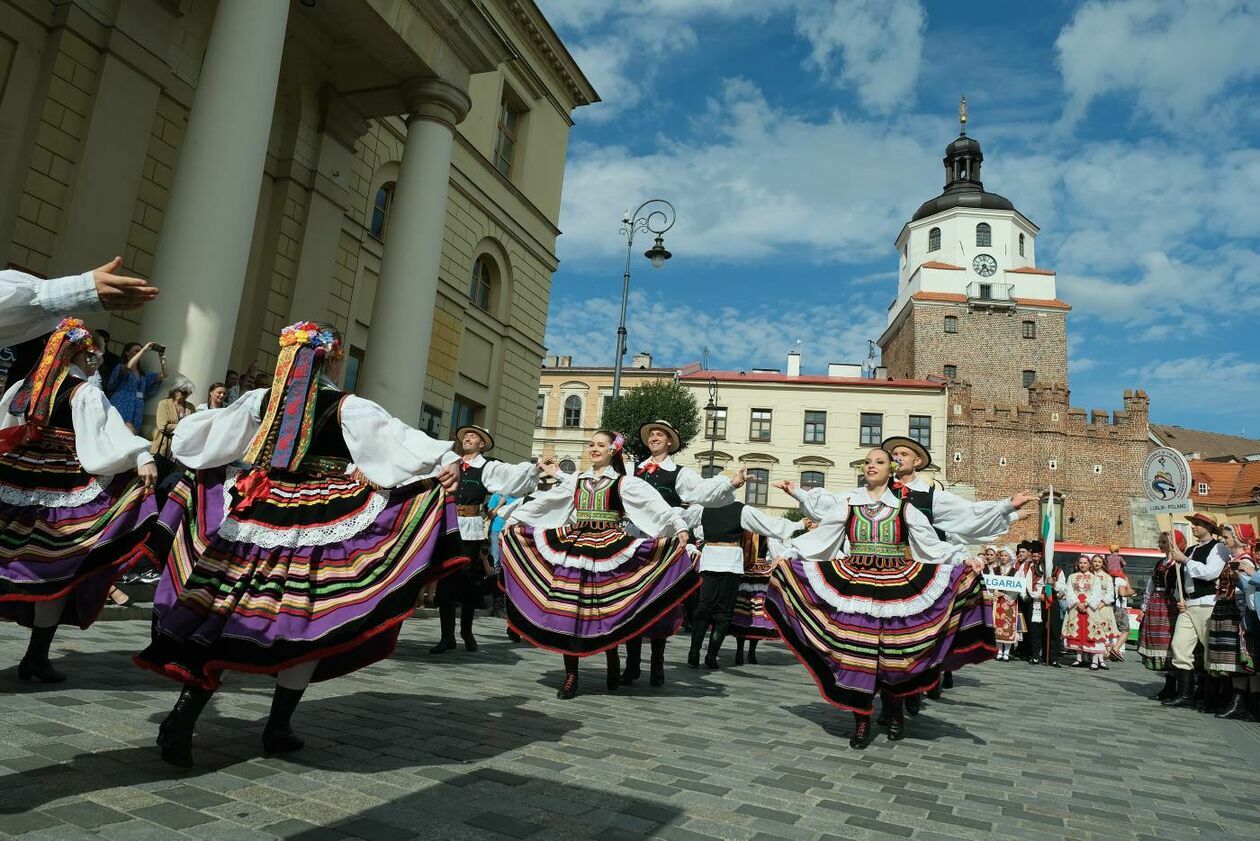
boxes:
[1016,540,1032,553]
[1029,540,1045,553]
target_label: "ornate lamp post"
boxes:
[612,199,676,399]
[705,376,718,474]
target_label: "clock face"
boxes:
[973,254,997,277]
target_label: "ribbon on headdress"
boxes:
[1,319,94,454]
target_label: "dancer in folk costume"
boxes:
[0,320,158,682]
[1164,512,1231,708]
[765,448,991,749]
[430,425,537,654]
[1208,524,1257,720]
[1063,557,1106,669]
[991,548,1026,661]
[1140,530,1185,699]
[680,501,801,668]
[501,430,696,699]
[621,420,743,687]
[732,528,803,666]
[135,322,465,767]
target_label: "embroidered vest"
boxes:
[636,462,682,508]
[259,387,351,473]
[455,463,488,506]
[845,496,911,566]
[1187,540,1222,600]
[573,477,624,525]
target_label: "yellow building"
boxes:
[0,0,596,464]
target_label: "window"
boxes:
[943,364,958,379]
[909,415,931,449]
[468,256,493,311]
[562,395,582,428]
[976,222,991,247]
[1018,233,1025,257]
[706,407,727,440]
[1197,482,1209,496]
[420,402,443,437]
[700,464,723,479]
[944,315,958,334]
[977,283,993,300]
[859,412,882,446]
[928,227,941,252]
[343,346,365,392]
[600,394,612,423]
[369,182,395,241]
[559,458,576,474]
[1022,320,1036,339]
[493,97,521,178]
[1022,369,1036,388]
[452,395,480,431]
[535,393,546,427]
[803,410,826,444]
[1040,495,1064,541]
[745,468,769,506]
[749,408,772,442]
[800,470,825,490]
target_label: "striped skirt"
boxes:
[0,440,157,629]
[134,466,465,690]
[500,523,698,656]
[764,556,994,713]
[731,575,778,640]
[1207,599,1249,676]
[1138,592,1177,670]
[992,592,1024,644]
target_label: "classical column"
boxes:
[358,78,471,423]
[137,0,289,394]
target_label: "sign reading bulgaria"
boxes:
[983,574,1026,593]
[1141,447,1194,514]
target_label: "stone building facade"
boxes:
[0,0,596,464]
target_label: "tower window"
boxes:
[944,364,957,379]
[1022,370,1036,388]
[928,227,941,252]
[944,316,958,334]
[976,223,991,247]
[1022,320,1036,339]
[1018,233,1025,257]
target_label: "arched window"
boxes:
[369,182,395,241]
[800,470,825,490]
[469,256,493,312]
[563,395,582,428]
[1018,232,1025,257]
[928,227,941,252]
[975,223,991,247]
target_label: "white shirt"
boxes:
[1182,540,1230,607]
[0,269,99,347]
[638,455,736,507]
[170,387,457,488]
[681,503,801,573]
[0,368,153,474]
[453,452,539,541]
[507,466,688,538]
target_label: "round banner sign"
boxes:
[1142,447,1191,503]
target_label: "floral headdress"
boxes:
[6,317,96,428]
[243,320,342,474]
[611,432,626,453]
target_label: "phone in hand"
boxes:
[151,343,166,355]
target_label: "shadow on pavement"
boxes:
[391,635,529,667]
[531,660,730,700]
[0,648,171,693]
[781,701,988,746]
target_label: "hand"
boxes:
[1013,507,1034,522]
[1177,600,1187,611]
[1239,559,1256,576]
[965,558,984,573]
[138,462,157,492]
[1134,610,1143,624]
[538,459,560,479]
[437,464,459,493]
[729,466,748,488]
[677,530,690,545]
[772,479,797,495]
[1011,491,1036,509]
[91,257,158,311]
[140,342,156,353]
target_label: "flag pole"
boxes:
[1042,485,1056,666]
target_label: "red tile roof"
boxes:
[1012,296,1072,310]
[1188,459,1260,507]
[911,291,967,303]
[1006,266,1056,276]
[906,291,1071,310]
[919,261,964,270]
[679,370,944,389]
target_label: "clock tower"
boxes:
[878,98,1069,407]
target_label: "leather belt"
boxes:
[456,505,485,517]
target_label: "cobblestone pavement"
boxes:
[2,618,1257,841]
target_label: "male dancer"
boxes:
[681,501,802,668]
[430,425,537,653]
[1024,540,1066,667]
[623,420,745,685]
[1,259,158,346]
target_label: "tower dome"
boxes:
[912,98,1018,221]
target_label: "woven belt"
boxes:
[845,552,912,570]
[706,540,742,547]
[574,520,619,531]
[456,505,485,518]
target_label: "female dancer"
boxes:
[1089,554,1121,670]
[0,319,157,681]
[764,447,990,749]
[1140,531,1185,698]
[731,532,793,666]
[1063,557,1105,670]
[501,430,695,699]
[992,548,1024,662]
[135,321,464,767]
[1207,524,1255,718]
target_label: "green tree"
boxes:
[599,379,702,464]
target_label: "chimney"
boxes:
[786,351,801,377]
[631,351,653,369]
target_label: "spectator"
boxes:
[227,361,259,404]
[223,369,239,405]
[1088,554,1121,669]
[486,490,519,618]
[93,329,120,386]
[197,381,227,412]
[1064,556,1105,670]
[106,341,166,433]
[150,377,195,459]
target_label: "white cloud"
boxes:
[1135,353,1260,423]
[1055,0,1260,132]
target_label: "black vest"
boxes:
[636,462,682,508]
[260,387,351,463]
[701,502,744,544]
[906,484,948,541]
[46,376,83,433]
[1187,539,1223,600]
[455,462,488,506]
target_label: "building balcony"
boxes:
[966,281,1015,309]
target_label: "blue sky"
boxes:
[536,0,1260,437]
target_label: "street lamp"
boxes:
[612,199,676,399]
[705,376,718,475]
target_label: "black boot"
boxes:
[606,649,621,692]
[1204,676,1231,714]
[159,685,214,768]
[747,639,759,665]
[649,638,667,687]
[1164,670,1196,707]
[430,605,457,654]
[1152,672,1178,701]
[262,685,306,753]
[460,605,478,652]
[688,622,707,669]
[734,637,746,666]
[942,670,954,689]
[621,638,643,684]
[557,655,579,699]
[704,629,726,670]
[17,625,66,683]
[905,693,922,716]
[849,713,872,750]
[1216,689,1256,721]
[884,694,905,741]
[1192,670,1209,712]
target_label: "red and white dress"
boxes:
[1062,572,1105,654]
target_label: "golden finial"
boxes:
[959,95,968,135]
